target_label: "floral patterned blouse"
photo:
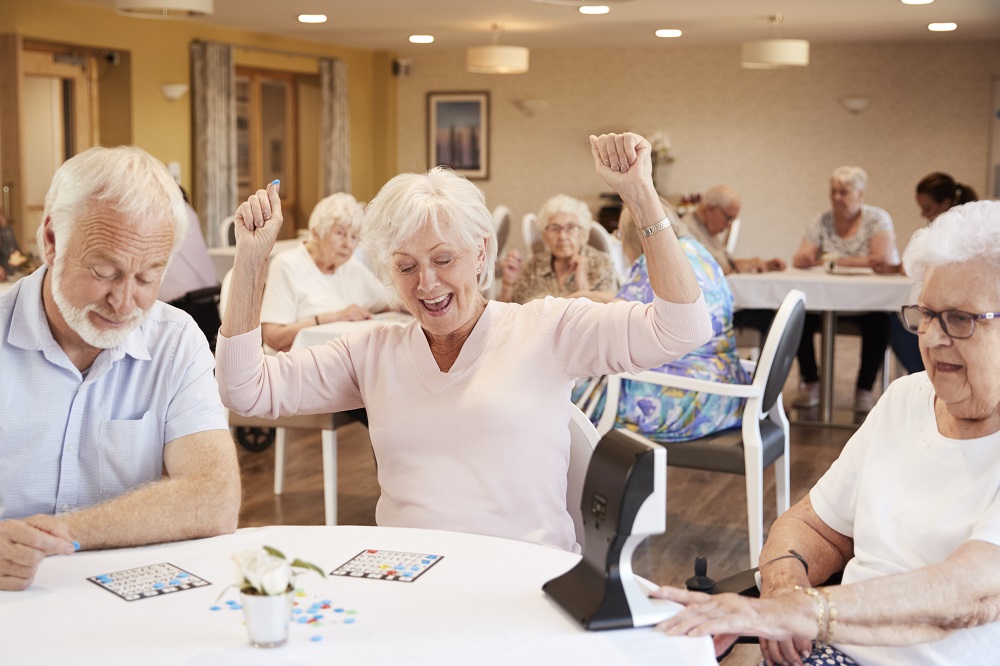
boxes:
[510,244,618,304]
[577,237,749,442]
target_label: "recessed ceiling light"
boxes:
[297,14,327,24]
[580,5,610,14]
[409,35,434,44]
[655,29,683,38]
[928,22,957,31]
[901,0,933,4]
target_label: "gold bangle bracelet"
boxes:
[819,587,837,644]
[794,585,828,644]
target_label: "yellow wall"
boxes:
[0,0,393,204]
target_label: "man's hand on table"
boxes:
[0,516,77,591]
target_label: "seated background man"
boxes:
[0,146,240,591]
[677,184,785,275]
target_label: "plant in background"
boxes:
[231,545,325,596]
[647,130,676,165]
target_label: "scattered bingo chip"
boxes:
[330,549,442,582]
[87,563,209,601]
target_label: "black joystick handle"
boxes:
[685,556,716,593]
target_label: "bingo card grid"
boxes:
[87,563,210,601]
[330,549,443,582]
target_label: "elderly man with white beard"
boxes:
[0,146,240,591]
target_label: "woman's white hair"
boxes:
[37,146,188,263]
[535,194,593,244]
[308,192,364,238]
[903,200,1000,297]
[360,167,497,306]
[831,166,868,192]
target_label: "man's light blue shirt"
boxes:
[0,267,228,520]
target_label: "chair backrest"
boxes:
[219,216,236,246]
[566,405,600,550]
[587,221,612,255]
[752,289,807,414]
[725,217,741,256]
[522,213,543,256]
[492,205,511,255]
[218,268,233,318]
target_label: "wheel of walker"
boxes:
[235,426,276,452]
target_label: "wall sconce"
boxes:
[839,96,872,114]
[514,99,548,117]
[160,83,189,101]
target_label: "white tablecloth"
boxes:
[2,525,715,665]
[292,311,414,350]
[727,267,915,313]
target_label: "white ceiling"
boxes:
[79,0,1000,50]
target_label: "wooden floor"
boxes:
[236,336,881,665]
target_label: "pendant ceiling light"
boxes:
[741,14,809,69]
[467,24,529,74]
[115,0,213,17]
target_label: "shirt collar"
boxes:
[8,265,151,364]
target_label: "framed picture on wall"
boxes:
[427,91,489,180]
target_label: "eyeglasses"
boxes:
[900,304,1000,339]
[543,223,582,236]
[714,205,738,225]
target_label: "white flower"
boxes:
[233,549,293,596]
[647,130,675,164]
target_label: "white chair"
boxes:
[591,289,807,567]
[219,216,236,247]
[725,217,741,256]
[522,213,543,257]
[219,268,353,526]
[587,222,626,283]
[492,205,512,256]
[567,405,600,549]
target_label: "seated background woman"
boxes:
[260,192,387,352]
[791,166,899,413]
[217,133,712,553]
[875,172,979,374]
[577,199,749,442]
[498,194,618,303]
[656,200,1000,666]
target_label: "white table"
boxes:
[2,525,715,665]
[292,311,414,350]
[728,267,914,423]
[208,239,301,283]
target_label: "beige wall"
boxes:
[1,0,394,206]
[397,42,1000,261]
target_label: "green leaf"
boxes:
[263,545,287,560]
[290,558,326,578]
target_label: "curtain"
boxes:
[191,41,236,248]
[319,58,351,196]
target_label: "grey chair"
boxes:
[591,289,807,567]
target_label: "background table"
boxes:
[292,311,414,350]
[728,267,914,423]
[2,525,715,665]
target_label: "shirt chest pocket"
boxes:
[98,411,163,500]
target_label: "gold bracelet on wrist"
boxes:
[794,585,829,644]
[819,587,837,644]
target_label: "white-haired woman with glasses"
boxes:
[216,133,712,554]
[653,200,1000,666]
[791,166,900,413]
[498,194,618,304]
[259,192,387,352]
